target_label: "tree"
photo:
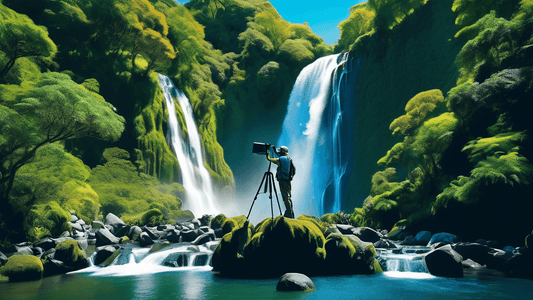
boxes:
[367,0,426,32]
[0,72,125,238]
[389,89,445,136]
[337,3,375,52]
[0,3,57,79]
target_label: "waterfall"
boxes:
[277,53,350,216]
[158,74,218,216]
[376,246,434,279]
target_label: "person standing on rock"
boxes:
[266,145,296,218]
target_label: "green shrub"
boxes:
[141,208,163,227]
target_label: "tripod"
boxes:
[246,161,283,221]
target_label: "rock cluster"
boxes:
[212,215,382,277]
[377,228,533,279]
[0,212,220,282]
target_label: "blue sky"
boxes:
[176,0,367,45]
[268,0,366,45]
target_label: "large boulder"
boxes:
[43,258,68,277]
[96,228,120,246]
[92,220,104,229]
[243,217,327,277]
[212,216,382,277]
[54,239,88,270]
[276,273,316,292]
[324,233,381,275]
[181,228,200,242]
[94,245,121,266]
[166,229,181,243]
[211,221,254,276]
[0,255,43,282]
[452,242,508,269]
[128,226,142,241]
[192,232,216,246]
[352,227,383,243]
[139,232,154,247]
[105,213,125,227]
[424,245,463,278]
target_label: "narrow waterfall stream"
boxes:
[158,74,218,216]
[277,53,350,216]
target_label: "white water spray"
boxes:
[158,74,218,216]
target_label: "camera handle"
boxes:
[246,160,283,221]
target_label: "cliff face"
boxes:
[341,0,463,209]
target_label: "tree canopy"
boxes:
[0,3,57,79]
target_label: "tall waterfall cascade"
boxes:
[158,74,218,216]
[277,53,351,216]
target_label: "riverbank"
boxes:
[1,212,532,284]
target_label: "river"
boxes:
[2,268,533,300]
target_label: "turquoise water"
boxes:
[2,270,532,300]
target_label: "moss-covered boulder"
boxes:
[212,221,253,276]
[243,216,327,277]
[212,216,382,277]
[0,255,43,282]
[210,214,227,230]
[324,233,382,275]
[54,239,88,270]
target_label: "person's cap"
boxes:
[278,146,289,154]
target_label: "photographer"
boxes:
[266,146,296,218]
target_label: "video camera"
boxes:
[252,142,276,156]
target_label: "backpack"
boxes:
[277,156,296,181]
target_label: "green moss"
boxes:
[141,209,163,227]
[211,214,227,230]
[0,255,43,282]
[54,239,87,267]
[222,218,239,235]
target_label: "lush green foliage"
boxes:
[89,147,186,225]
[349,0,533,244]
[0,3,57,79]
[336,3,375,52]
[367,0,427,31]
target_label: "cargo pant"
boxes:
[278,180,294,218]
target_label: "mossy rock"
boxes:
[297,215,328,234]
[221,215,251,235]
[54,239,88,269]
[211,214,227,230]
[243,216,327,277]
[212,222,252,275]
[0,255,43,282]
[141,208,163,227]
[324,233,381,275]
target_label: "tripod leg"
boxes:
[271,175,283,215]
[268,174,274,220]
[247,171,269,220]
